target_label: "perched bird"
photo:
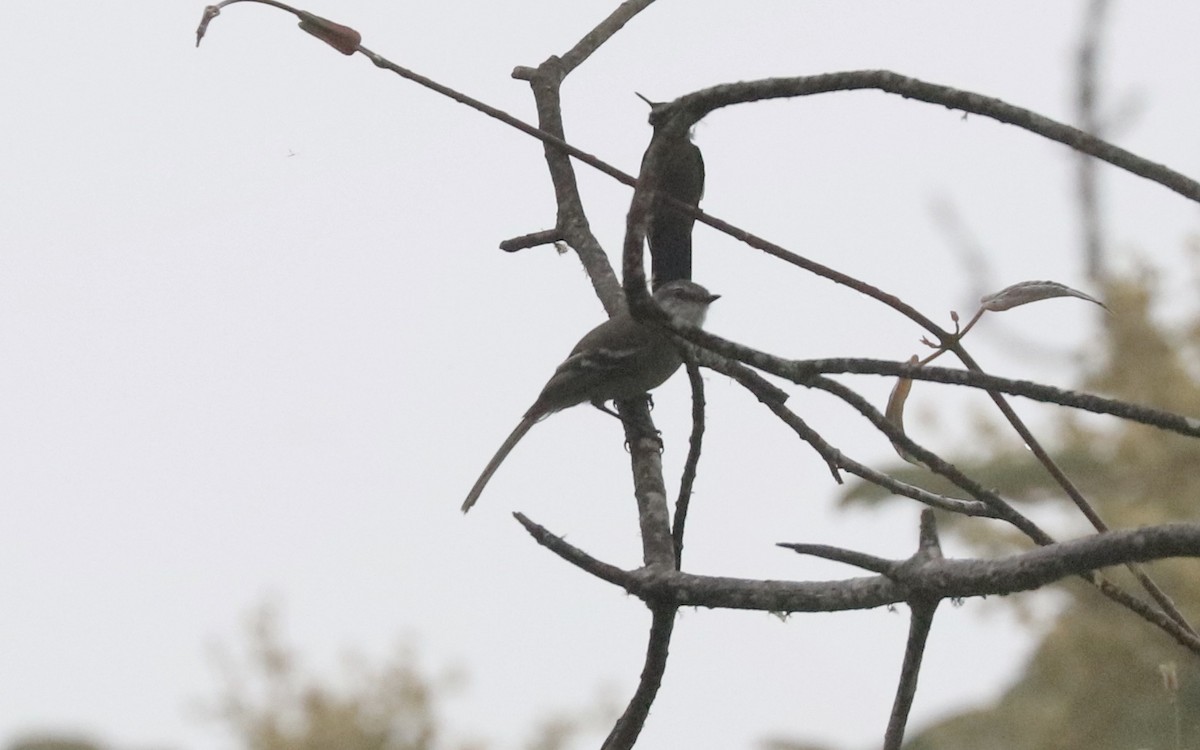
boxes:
[636,97,705,290]
[646,131,704,289]
[462,280,719,512]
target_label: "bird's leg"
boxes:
[610,395,664,453]
[590,398,622,419]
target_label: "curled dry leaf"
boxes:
[979,279,1108,312]
[885,355,923,466]
[297,12,361,55]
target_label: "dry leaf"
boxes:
[979,280,1107,312]
[297,12,361,55]
[886,355,923,466]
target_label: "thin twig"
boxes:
[672,356,707,568]
[557,0,657,75]
[812,377,1050,539]
[680,337,1200,440]
[777,544,893,574]
[743,373,997,517]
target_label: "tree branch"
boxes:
[672,356,707,568]
[663,71,1200,204]
[602,605,676,750]
[521,517,1200,616]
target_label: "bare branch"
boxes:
[663,71,1200,204]
[513,512,629,587]
[672,356,706,568]
[510,54,624,314]
[678,331,1200,440]
[520,515,1200,625]
[886,598,938,750]
[498,228,564,253]
[602,605,675,750]
[811,376,1051,538]
[558,0,657,75]
[618,399,677,569]
[813,375,1200,648]
[724,364,998,517]
[883,511,943,750]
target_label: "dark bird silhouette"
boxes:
[638,96,705,290]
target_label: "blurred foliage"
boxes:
[3,739,107,750]
[208,605,452,750]
[759,740,839,750]
[837,264,1200,749]
[206,605,613,750]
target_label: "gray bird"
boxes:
[462,280,719,512]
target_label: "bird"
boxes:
[635,94,706,290]
[461,280,720,512]
[646,130,704,289]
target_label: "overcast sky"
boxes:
[2,2,1198,749]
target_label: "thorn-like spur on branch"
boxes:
[782,511,943,581]
[777,543,893,575]
[916,509,942,558]
[195,0,361,55]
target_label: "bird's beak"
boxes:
[706,293,721,303]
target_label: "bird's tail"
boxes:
[461,415,538,513]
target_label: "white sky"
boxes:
[2,2,1198,749]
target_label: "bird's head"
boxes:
[653,279,719,327]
